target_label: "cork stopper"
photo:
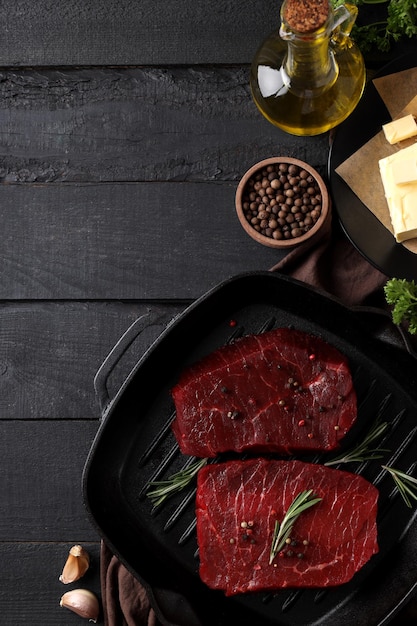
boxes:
[283,0,329,33]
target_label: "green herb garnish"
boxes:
[147,457,208,508]
[269,490,322,565]
[382,465,417,507]
[325,419,390,466]
[331,0,417,54]
[384,278,417,335]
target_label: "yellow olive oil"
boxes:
[250,3,366,136]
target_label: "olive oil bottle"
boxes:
[250,0,366,136]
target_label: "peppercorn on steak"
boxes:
[196,459,379,595]
[171,328,357,457]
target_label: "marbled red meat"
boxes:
[196,458,379,595]
[171,328,356,457]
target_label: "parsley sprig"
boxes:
[384,278,417,335]
[331,0,417,53]
[269,490,322,565]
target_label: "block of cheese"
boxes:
[391,158,417,185]
[379,142,417,242]
[382,114,417,144]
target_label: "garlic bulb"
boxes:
[60,589,100,622]
[59,545,90,584]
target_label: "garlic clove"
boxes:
[60,589,100,622]
[59,545,90,584]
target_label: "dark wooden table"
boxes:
[1,2,416,624]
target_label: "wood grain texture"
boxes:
[2,0,416,68]
[2,0,280,66]
[0,182,289,300]
[0,420,100,540]
[0,542,101,625]
[0,68,330,184]
[0,302,184,418]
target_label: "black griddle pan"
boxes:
[83,271,417,626]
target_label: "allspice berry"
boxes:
[241,162,323,242]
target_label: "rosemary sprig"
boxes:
[382,465,417,508]
[325,420,390,466]
[146,458,208,508]
[269,490,322,565]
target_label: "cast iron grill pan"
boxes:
[83,272,417,626]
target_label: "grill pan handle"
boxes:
[350,304,417,360]
[94,308,178,415]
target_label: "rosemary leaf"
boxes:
[382,465,417,508]
[325,420,390,466]
[269,489,322,565]
[147,457,208,508]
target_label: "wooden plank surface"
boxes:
[2,0,416,69]
[0,182,290,299]
[0,302,184,418]
[0,542,101,625]
[0,68,329,184]
[0,66,330,301]
[0,420,100,540]
[2,0,280,66]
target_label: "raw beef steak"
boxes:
[171,328,356,456]
[196,458,379,595]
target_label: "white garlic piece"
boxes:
[60,588,100,622]
[59,545,90,584]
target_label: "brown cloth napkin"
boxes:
[100,541,161,626]
[270,215,388,308]
[99,219,397,626]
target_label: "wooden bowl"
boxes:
[235,157,331,249]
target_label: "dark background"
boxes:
[0,1,415,624]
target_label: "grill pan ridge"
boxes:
[83,271,417,626]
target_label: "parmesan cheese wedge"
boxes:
[379,143,417,242]
[382,114,417,145]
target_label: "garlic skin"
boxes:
[60,589,100,623]
[60,545,90,584]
